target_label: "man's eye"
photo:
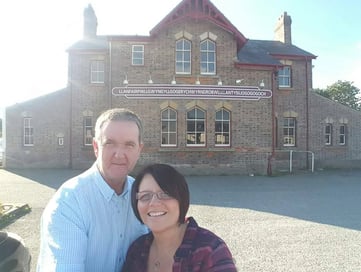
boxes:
[103,142,114,147]
[126,143,136,148]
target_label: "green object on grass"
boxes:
[0,204,31,229]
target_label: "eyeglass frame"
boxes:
[136,191,174,203]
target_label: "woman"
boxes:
[122,163,237,272]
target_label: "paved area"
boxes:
[1,168,361,271]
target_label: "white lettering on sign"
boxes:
[112,84,272,100]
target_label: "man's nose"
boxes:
[114,144,126,158]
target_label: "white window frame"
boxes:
[84,117,93,146]
[215,108,230,146]
[339,124,346,145]
[283,117,296,147]
[90,60,105,83]
[200,39,216,75]
[23,117,34,146]
[325,124,332,145]
[278,66,291,87]
[175,39,191,74]
[186,107,206,147]
[132,45,144,65]
[161,108,177,147]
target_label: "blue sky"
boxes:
[0,0,360,110]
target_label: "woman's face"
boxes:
[137,174,180,234]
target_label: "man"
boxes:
[37,108,149,272]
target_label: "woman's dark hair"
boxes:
[131,164,190,225]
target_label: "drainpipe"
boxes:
[108,40,112,107]
[267,69,277,176]
[305,57,310,168]
[68,53,73,169]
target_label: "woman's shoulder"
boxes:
[129,232,153,250]
[186,217,228,248]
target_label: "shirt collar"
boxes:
[92,163,131,202]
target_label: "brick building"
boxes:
[4,0,361,174]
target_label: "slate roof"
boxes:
[237,40,317,66]
[67,36,108,52]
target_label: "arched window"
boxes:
[186,107,205,146]
[175,39,191,74]
[215,108,230,146]
[200,39,216,75]
[161,108,177,146]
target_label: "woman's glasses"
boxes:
[136,191,174,203]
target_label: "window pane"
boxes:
[200,42,207,50]
[187,121,195,132]
[169,121,176,131]
[176,52,183,60]
[340,125,345,134]
[215,121,222,132]
[196,122,205,131]
[187,109,195,119]
[215,111,222,120]
[184,51,190,61]
[176,40,183,50]
[208,63,215,72]
[196,109,205,119]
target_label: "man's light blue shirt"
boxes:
[37,164,149,272]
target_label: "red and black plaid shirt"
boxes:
[122,217,237,271]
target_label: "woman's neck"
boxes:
[148,222,187,272]
[152,222,187,251]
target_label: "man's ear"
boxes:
[139,142,144,152]
[93,138,99,158]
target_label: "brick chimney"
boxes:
[83,4,97,39]
[274,12,292,44]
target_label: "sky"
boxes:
[0,0,360,111]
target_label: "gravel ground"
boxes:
[1,168,361,272]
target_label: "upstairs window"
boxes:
[215,108,230,146]
[278,66,291,87]
[23,117,34,146]
[200,39,216,75]
[339,124,346,145]
[84,117,93,146]
[283,117,296,146]
[90,60,104,83]
[132,45,144,65]
[325,124,332,145]
[186,108,206,146]
[161,108,177,146]
[175,39,191,74]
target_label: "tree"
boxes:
[314,80,361,110]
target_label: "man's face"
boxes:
[93,120,143,191]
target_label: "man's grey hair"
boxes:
[94,108,143,143]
